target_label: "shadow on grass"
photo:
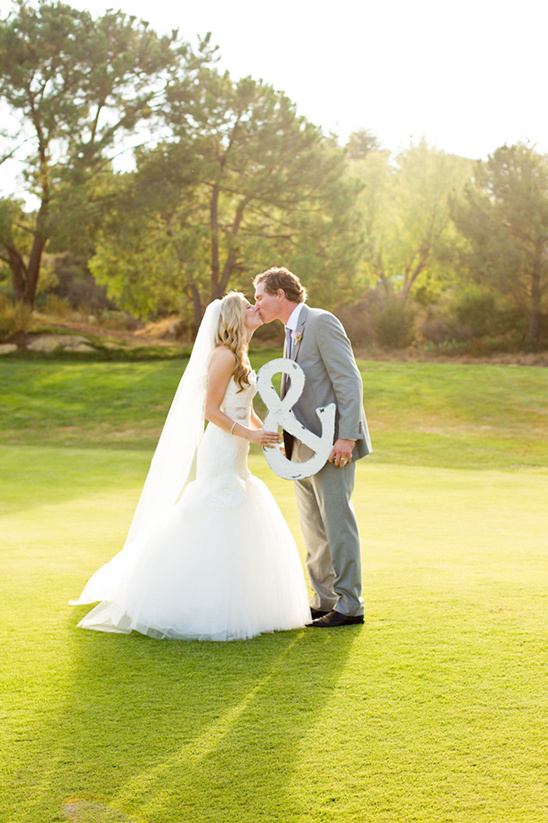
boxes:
[39,620,360,822]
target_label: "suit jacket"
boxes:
[284,304,372,460]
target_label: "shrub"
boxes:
[372,300,415,348]
[537,313,548,346]
[42,294,73,318]
[96,310,142,331]
[451,285,497,337]
[423,338,467,356]
[335,300,376,347]
[0,296,33,341]
[421,310,458,344]
[37,253,118,313]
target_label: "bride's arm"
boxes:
[249,408,264,430]
[205,347,280,447]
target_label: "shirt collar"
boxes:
[285,302,304,332]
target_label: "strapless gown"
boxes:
[71,373,310,640]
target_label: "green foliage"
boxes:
[91,72,364,324]
[451,143,548,342]
[37,252,114,311]
[0,199,20,243]
[0,293,32,340]
[0,1,213,303]
[451,284,497,336]
[41,293,73,318]
[420,287,540,350]
[345,128,381,160]
[89,199,188,320]
[0,1,206,167]
[354,140,472,304]
[46,169,124,260]
[0,199,33,293]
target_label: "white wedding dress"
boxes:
[72,373,311,641]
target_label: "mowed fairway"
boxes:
[0,358,547,823]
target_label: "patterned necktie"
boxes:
[281,327,293,399]
[285,326,293,359]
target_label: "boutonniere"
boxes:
[294,332,303,345]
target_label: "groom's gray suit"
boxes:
[284,304,371,617]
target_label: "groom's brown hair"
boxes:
[254,267,307,304]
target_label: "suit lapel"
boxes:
[281,305,307,398]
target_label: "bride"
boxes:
[71,292,311,640]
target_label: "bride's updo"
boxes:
[216,292,251,391]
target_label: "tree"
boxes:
[0,0,212,305]
[355,140,472,304]
[91,71,364,327]
[451,143,548,343]
[0,198,31,297]
[345,128,381,160]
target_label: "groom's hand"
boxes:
[329,439,355,468]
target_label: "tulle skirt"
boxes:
[71,470,311,641]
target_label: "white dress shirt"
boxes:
[285,303,305,356]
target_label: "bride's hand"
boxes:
[249,428,281,448]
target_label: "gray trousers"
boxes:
[292,440,364,616]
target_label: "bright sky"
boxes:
[68,0,548,160]
[1,0,547,192]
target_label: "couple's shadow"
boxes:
[54,620,359,821]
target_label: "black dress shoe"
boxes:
[307,610,364,628]
[309,607,330,620]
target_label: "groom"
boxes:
[253,267,371,627]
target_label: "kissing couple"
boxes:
[71,267,372,640]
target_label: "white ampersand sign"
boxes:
[256,358,336,480]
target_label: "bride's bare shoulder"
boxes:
[210,345,237,364]
[209,345,237,378]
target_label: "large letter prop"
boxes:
[257,358,336,480]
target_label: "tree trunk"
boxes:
[210,186,220,297]
[2,243,28,301]
[218,197,248,296]
[400,244,430,304]
[1,232,47,306]
[23,126,51,306]
[526,264,542,343]
[190,282,203,334]
[23,231,48,306]
[375,253,391,298]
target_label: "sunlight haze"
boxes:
[65,0,548,159]
[1,0,547,201]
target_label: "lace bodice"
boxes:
[194,372,257,497]
[222,371,257,423]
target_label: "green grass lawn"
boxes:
[1,357,547,470]
[0,358,547,822]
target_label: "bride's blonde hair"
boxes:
[215,292,251,391]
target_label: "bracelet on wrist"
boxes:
[230,420,237,435]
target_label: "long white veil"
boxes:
[70,300,222,605]
[124,299,222,547]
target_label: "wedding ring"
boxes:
[340,458,347,467]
